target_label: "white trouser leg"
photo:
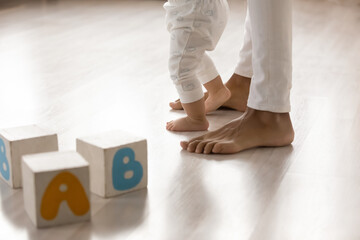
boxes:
[164,0,229,104]
[196,53,220,85]
[234,7,253,78]
[236,0,293,113]
[248,0,292,112]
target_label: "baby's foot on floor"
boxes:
[166,116,209,132]
[205,87,231,113]
[169,99,183,110]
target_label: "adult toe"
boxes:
[180,141,189,150]
[187,140,202,152]
[203,141,217,154]
[212,141,239,154]
[195,141,210,154]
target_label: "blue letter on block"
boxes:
[0,138,10,181]
[112,147,143,191]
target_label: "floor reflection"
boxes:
[164,157,218,240]
[88,189,148,238]
[0,181,28,228]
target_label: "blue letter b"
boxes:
[112,147,143,191]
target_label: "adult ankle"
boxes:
[228,74,251,88]
[247,108,287,125]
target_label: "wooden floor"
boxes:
[0,0,360,239]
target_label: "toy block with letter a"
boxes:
[0,125,58,188]
[76,130,147,198]
[22,151,91,228]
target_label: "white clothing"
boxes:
[235,1,293,112]
[164,0,229,104]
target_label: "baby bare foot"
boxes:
[205,86,231,113]
[169,99,183,110]
[166,116,209,132]
[167,98,209,132]
[169,74,249,112]
[203,76,231,113]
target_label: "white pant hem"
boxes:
[178,88,204,104]
[247,101,291,113]
[234,68,253,78]
[197,69,219,85]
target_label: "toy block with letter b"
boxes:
[22,151,91,228]
[76,130,147,198]
[0,125,58,188]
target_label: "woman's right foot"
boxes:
[169,74,251,112]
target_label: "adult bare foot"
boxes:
[180,107,295,154]
[222,73,250,112]
[169,74,251,112]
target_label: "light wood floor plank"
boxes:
[0,0,359,239]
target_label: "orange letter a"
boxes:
[40,171,90,220]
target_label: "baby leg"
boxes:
[166,26,210,131]
[164,0,228,131]
[197,54,231,113]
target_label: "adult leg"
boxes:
[181,0,294,154]
[222,6,253,112]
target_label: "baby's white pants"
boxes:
[164,0,229,104]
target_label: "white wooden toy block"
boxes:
[22,151,91,228]
[0,125,58,188]
[76,130,147,198]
